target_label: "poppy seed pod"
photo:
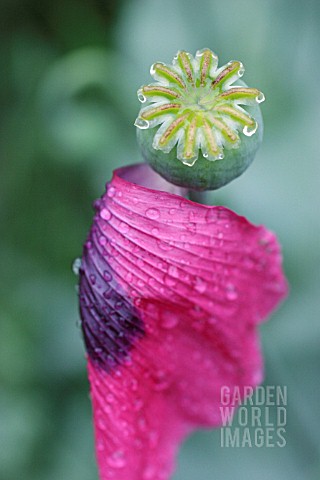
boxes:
[135,49,264,191]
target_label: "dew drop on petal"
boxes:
[168,265,179,278]
[107,186,116,198]
[100,208,111,221]
[194,276,207,293]
[161,310,179,329]
[98,235,107,246]
[152,369,170,391]
[146,208,160,219]
[103,271,112,282]
[72,258,81,275]
[89,274,96,285]
[119,222,129,234]
[107,450,126,469]
[226,283,238,300]
[85,240,92,250]
[164,274,177,287]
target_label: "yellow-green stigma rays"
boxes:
[134,48,265,167]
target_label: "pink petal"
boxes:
[79,163,288,480]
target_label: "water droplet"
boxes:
[107,186,116,198]
[89,274,96,285]
[168,265,179,278]
[137,88,146,103]
[169,208,176,215]
[137,258,145,268]
[97,418,107,431]
[85,240,92,250]
[157,240,173,251]
[151,227,159,235]
[153,369,170,391]
[208,316,217,325]
[107,450,126,469]
[146,208,160,219]
[100,208,111,221]
[194,276,207,293]
[72,258,81,275]
[148,277,157,288]
[182,156,197,167]
[143,465,157,479]
[243,122,258,136]
[226,283,238,300]
[238,62,245,77]
[218,152,224,160]
[119,222,129,234]
[256,92,265,103]
[103,271,112,282]
[103,288,112,299]
[150,61,164,75]
[134,117,150,129]
[98,236,107,246]
[97,441,104,452]
[161,310,179,329]
[164,274,176,287]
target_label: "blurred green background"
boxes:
[1,0,319,479]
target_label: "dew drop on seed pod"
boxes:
[256,92,265,103]
[146,208,160,219]
[137,89,146,103]
[150,61,164,75]
[238,63,245,77]
[243,122,258,136]
[72,258,81,275]
[134,117,150,129]
[100,208,111,220]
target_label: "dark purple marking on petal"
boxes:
[79,235,144,372]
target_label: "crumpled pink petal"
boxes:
[79,163,288,480]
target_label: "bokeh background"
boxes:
[1,0,319,479]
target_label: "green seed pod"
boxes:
[135,49,265,191]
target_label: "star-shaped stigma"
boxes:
[135,48,265,166]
